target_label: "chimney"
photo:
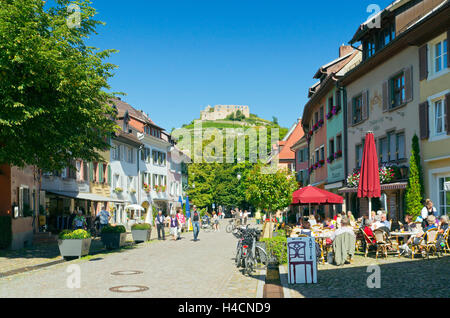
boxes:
[339,44,353,57]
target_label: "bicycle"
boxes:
[226,218,241,233]
[234,227,268,275]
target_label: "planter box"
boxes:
[131,229,151,243]
[58,238,91,259]
[101,232,127,249]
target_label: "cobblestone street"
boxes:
[0,220,262,298]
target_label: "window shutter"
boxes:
[347,100,353,126]
[108,165,112,185]
[419,45,428,81]
[447,30,450,69]
[362,90,369,120]
[419,101,429,140]
[446,93,450,135]
[89,163,94,182]
[382,81,389,112]
[404,66,413,103]
[99,163,103,183]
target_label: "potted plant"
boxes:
[101,225,127,249]
[58,229,92,259]
[327,155,334,164]
[114,187,123,193]
[143,183,151,193]
[131,223,152,243]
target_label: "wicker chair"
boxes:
[442,228,450,255]
[424,228,440,259]
[373,229,391,259]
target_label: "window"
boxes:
[315,149,319,163]
[435,100,447,135]
[298,149,304,163]
[356,144,363,168]
[320,146,325,162]
[438,177,450,215]
[320,106,324,121]
[353,95,363,124]
[314,112,319,125]
[336,135,342,153]
[397,133,405,160]
[391,72,405,108]
[435,40,448,73]
[379,137,388,163]
[388,132,396,162]
[329,138,335,157]
[328,96,334,113]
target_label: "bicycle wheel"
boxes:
[255,246,268,269]
[235,247,242,267]
[226,223,233,233]
[244,251,255,275]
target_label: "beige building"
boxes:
[418,29,450,216]
[200,105,250,121]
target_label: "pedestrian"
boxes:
[72,210,87,230]
[98,205,111,231]
[176,207,185,239]
[192,205,201,241]
[155,210,166,240]
[255,209,261,225]
[68,210,77,230]
[169,213,179,241]
[212,211,219,232]
[243,210,249,225]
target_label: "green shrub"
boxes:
[101,225,126,234]
[59,229,91,240]
[261,235,287,265]
[0,216,12,249]
[131,223,151,230]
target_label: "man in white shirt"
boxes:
[331,218,355,241]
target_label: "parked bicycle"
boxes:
[226,218,241,234]
[234,226,268,275]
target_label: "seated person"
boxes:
[347,211,356,223]
[438,215,449,235]
[403,215,417,232]
[308,215,317,226]
[323,217,335,229]
[407,215,437,247]
[331,217,355,241]
[380,213,391,230]
[299,221,314,237]
[362,219,376,244]
[372,215,390,235]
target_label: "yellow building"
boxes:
[418,29,450,216]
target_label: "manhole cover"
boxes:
[109,285,149,293]
[111,270,143,276]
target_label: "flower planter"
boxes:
[131,229,151,243]
[101,232,127,249]
[58,238,91,259]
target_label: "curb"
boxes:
[278,264,292,298]
[256,267,266,298]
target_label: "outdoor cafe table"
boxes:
[390,231,416,246]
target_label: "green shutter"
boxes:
[99,163,103,183]
[89,163,94,182]
[108,165,112,185]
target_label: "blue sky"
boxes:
[86,0,394,131]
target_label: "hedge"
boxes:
[0,216,12,249]
[261,230,288,265]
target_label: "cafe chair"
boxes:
[443,228,450,255]
[424,228,440,259]
[373,229,391,259]
[361,229,377,258]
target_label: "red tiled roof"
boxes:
[279,120,304,160]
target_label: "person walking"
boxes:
[169,213,179,241]
[255,209,261,225]
[68,210,77,230]
[212,211,219,232]
[155,210,166,240]
[176,208,185,239]
[243,210,249,225]
[98,205,111,231]
[192,206,201,241]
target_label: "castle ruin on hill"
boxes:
[200,105,250,121]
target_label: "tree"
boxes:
[272,116,278,125]
[412,134,425,198]
[243,164,298,213]
[405,135,424,218]
[0,0,118,171]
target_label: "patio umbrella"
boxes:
[358,132,381,198]
[292,185,344,205]
[358,132,381,217]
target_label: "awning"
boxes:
[45,190,125,203]
[338,182,408,193]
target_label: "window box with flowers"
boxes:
[143,183,151,193]
[346,166,396,188]
[334,150,343,159]
[114,187,123,193]
[318,119,324,128]
[327,155,334,164]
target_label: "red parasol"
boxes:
[358,132,381,198]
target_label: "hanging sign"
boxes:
[287,237,317,284]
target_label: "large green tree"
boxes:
[405,134,424,218]
[0,0,118,171]
[243,164,298,213]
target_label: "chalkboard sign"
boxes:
[287,237,317,284]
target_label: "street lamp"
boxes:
[237,174,241,181]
